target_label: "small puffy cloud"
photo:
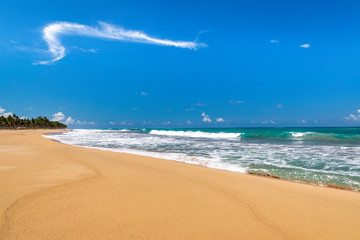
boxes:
[20,116,27,120]
[299,120,307,124]
[2,112,13,117]
[52,112,65,121]
[344,109,360,121]
[345,114,359,121]
[140,91,148,96]
[216,117,224,122]
[300,43,310,48]
[201,112,212,122]
[109,121,116,125]
[187,120,192,124]
[270,40,279,43]
[64,117,75,124]
[203,116,211,122]
[277,104,283,108]
[25,107,33,110]
[0,106,5,114]
[52,112,95,125]
[229,100,244,104]
[132,108,138,111]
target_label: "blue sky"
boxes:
[1,0,360,128]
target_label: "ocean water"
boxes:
[46,127,360,189]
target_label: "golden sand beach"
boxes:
[1,130,360,239]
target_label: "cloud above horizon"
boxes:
[216,117,224,122]
[38,21,206,64]
[0,106,12,117]
[52,111,95,125]
[51,112,65,121]
[201,112,211,122]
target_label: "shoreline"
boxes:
[44,130,360,193]
[1,130,360,239]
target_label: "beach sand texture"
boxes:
[0,130,360,239]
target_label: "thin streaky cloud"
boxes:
[38,21,206,64]
[229,100,244,104]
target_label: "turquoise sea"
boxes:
[47,127,360,190]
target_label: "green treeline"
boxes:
[0,114,67,129]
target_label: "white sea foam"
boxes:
[149,130,242,139]
[44,129,360,189]
[44,130,247,174]
[289,132,313,137]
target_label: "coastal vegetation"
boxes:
[0,114,66,129]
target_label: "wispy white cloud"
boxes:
[277,104,283,108]
[78,48,98,53]
[185,108,195,111]
[186,120,192,124]
[109,121,116,125]
[195,103,207,107]
[300,43,310,48]
[261,120,276,124]
[216,117,224,122]
[161,121,171,125]
[38,21,205,64]
[76,120,96,125]
[51,112,65,121]
[139,91,148,96]
[201,112,211,122]
[229,100,244,104]
[132,108,138,111]
[299,120,307,124]
[24,107,34,110]
[270,40,279,43]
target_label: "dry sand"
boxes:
[0,130,360,240]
